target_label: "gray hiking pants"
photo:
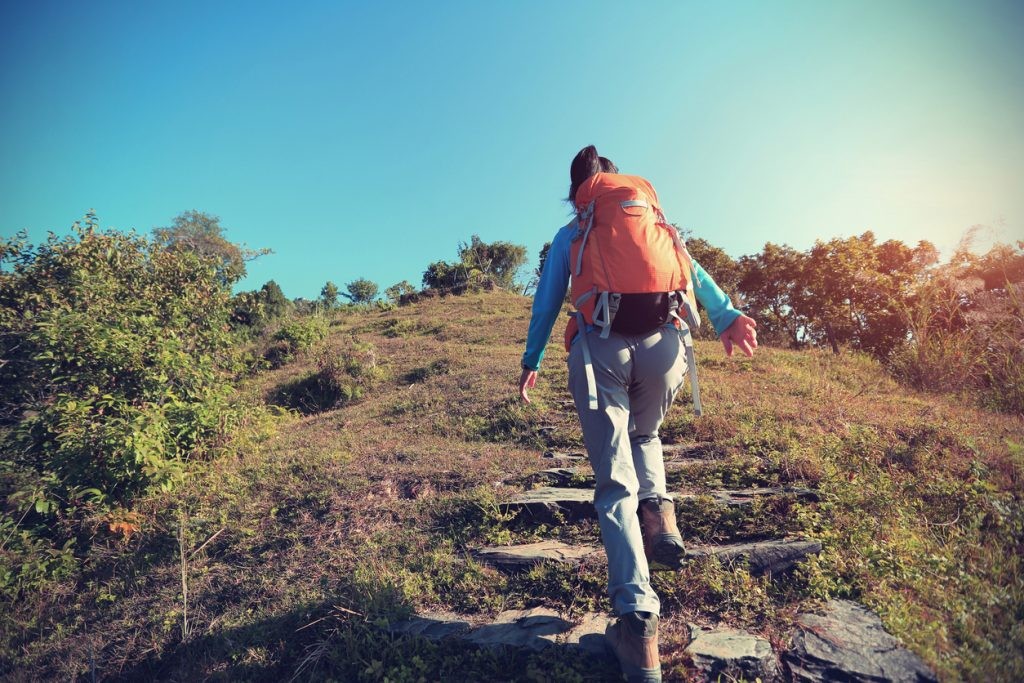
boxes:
[568,325,688,617]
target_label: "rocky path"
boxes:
[389,439,936,682]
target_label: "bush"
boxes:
[272,339,383,414]
[889,249,1024,413]
[422,235,527,294]
[267,315,329,365]
[0,214,249,592]
[232,280,291,333]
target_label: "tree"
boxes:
[521,242,552,297]
[152,210,269,286]
[231,280,291,331]
[737,243,807,347]
[536,242,552,279]
[343,278,379,305]
[384,280,417,303]
[293,297,316,315]
[422,235,528,293]
[319,281,340,310]
[260,280,291,319]
[457,235,528,289]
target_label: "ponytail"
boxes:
[568,145,614,204]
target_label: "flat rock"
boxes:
[503,486,817,525]
[542,450,587,461]
[388,612,472,640]
[503,487,595,522]
[534,460,708,486]
[474,538,818,577]
[783,600,937,682]
[531,467,593,487]
[686,625,781,682]
[686,538,821,575]
[473,540,602,570]
[463,608,612,654]
[677,486,819,507]
[664,457,710,473]
[663,442,724,459]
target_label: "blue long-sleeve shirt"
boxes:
[521,220,742,371]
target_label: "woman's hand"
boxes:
[519,367,537,403]
[721,314,758,357]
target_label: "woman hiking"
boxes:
[517,145,757,682]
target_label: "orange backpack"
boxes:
[564,173,699,347]
[564,172,704,414]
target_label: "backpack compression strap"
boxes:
[574,310,599,410]
[669,308,702,416]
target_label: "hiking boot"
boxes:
[605,611,661,682]
[639,497,686,570]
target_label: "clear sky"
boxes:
[2,0,1022,300]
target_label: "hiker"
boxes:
[517,145,757,682]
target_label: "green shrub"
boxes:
[272,339,383,414]
[0,214,249,592]
[267,315,329,366]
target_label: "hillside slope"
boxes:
[5,290,1021,681]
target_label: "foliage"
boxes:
[231,280,291,332]
[152,210,269,286]
[384,280,417,304]
[319,281,340,311]
[889,239,1024,412]
[272,338,382,413]
[343,278,379,305]
[266,315,328,366]
[0,213,250,595]
[737,242,807,347]
[292,297,316,315]
[682,230,744,340]
[457,235,528,290]
[422,235,527,293]
[797,233,937,359]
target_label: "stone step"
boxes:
[542,442,722,463]
[473,538,820,576]
[504,486,818,524]
[502,487,595,523]
[784,600,938,683]
[542,450,587,463]
[389,607,612,657]
[388,602,933,683]
[677,486,819,507]
[686,538,821,575]
[686,625,782,682]
[663,441,724,459]
[473,540,603,569]
[530,467,592,488]
[389,609,786,681]
[532,458,709,488]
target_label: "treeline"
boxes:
[684,230,1023,412]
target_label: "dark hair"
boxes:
[568,145,616,204]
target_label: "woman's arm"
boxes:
[691,259,758,357]
[519,223,574,402]
[521,224,574,371]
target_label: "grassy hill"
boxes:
[3,289,1022,681]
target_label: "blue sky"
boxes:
[2,0,1022,299]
